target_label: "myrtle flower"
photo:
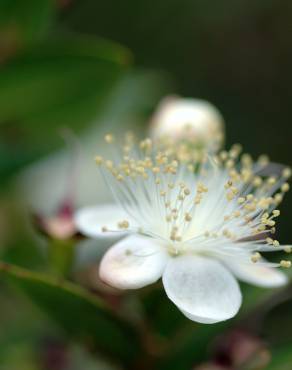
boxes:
[75,134,291,324]
[149,96,225,151]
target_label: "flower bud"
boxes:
[149,96,225,151]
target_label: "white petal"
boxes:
[99,235,168,289]
[74,204,132,239]
[163,255,242,324]
[227,260,288,288]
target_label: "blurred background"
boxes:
[1,1,292,369]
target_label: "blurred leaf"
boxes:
[265,345,292,370]
[0,343,39,370]
[260,286,292,346]
[0,36,131,179]
[0,261,138,364]
[0,37,131,123]
[150,284,279,370]
[0,0,55,57]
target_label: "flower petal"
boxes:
[99,235,168,289]
[227,260,288,288]
[74,204,133,239]
[162,255,242,324]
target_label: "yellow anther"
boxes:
[197,182,208,193]
[224,180,233,189]
[284,247,292,253]
[251,252,261,263]
[242,153,253,166]
[267,177,276,186]
[118,220,129,229]
[95,155,103,165]
[105,160,114,169]
[226,191,235,201]
[257,225,266,232]
[152,167,160,173]
[274,193,283,203]
[184,188,190,196]
[266,237,273,245]
[272,210,280,217]
[281,183,290,192]
[273,240,280,247]
[166,215,172,222]
[116,174,124,181]
[140,138,152,150]
[253,176,263,187]
[283,168,292,179]
[220,151,228,161]
[194,195,202,204]
[258,154,269,166]
[238,197,245,204]
[229,144,242,158]
[233,211,241,218]
[184,213,192,222]
[280,260,291,268]
[105,134,114,143]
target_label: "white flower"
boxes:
[149,96,225,151]
[75,135,291,324]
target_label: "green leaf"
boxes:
[0,37,131,125]
[0,261,138,363]
[0,36,131,178]
[150,284,279,370]
[0,0,55,50]
[265,345,292,370]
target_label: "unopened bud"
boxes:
[149,96,225,151]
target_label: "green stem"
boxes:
[47,238,75,278]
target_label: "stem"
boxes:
[47,238,75,278]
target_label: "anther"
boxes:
[281,183,290,192]
[104,134,114,143]
[184,213,192,222]
[283,168,292,179]
[251,252,261,263]
[95,156,103,165]
[118,220,129,229]
[280,260,291,268]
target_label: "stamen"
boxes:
[93,135,291,267]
